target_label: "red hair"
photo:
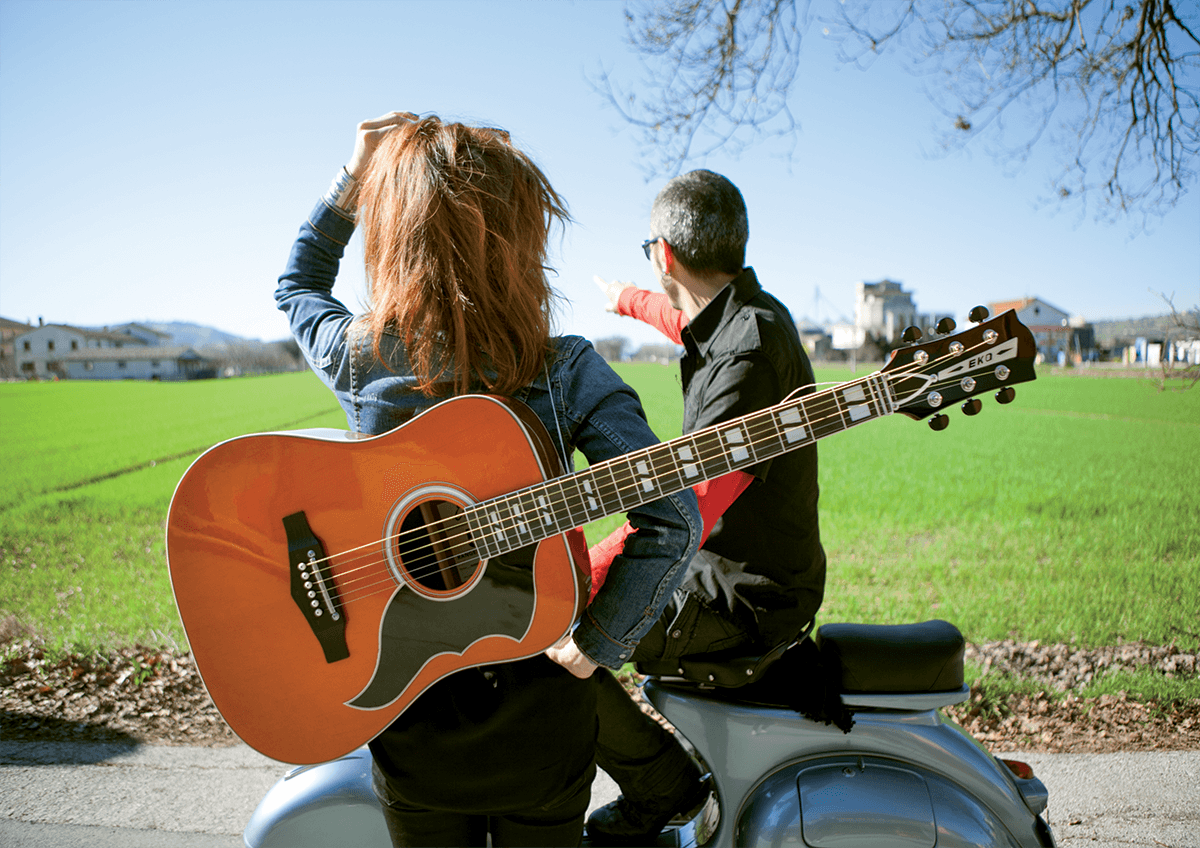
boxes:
[357,116,569,396]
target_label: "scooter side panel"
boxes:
[645,682,1051,848]
[736,755,1025,848]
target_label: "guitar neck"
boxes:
[464,371,897,559]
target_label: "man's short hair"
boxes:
[650,170,748,276]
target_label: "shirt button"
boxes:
[672,629,682,638]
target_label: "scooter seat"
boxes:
[816,619,964,693]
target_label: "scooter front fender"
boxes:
[242,747,390,848]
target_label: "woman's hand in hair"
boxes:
[346,111,417,179]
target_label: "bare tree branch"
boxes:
[603,0,1200,223]
[591,0,807,176]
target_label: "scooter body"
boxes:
[243,621,1055,848]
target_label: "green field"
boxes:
[2,367,1198,692]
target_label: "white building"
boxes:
[62,345,213,381]
[854,280,954,345]
[12,321,149,379]
[988,297,1091,362]
[11,319,214,380]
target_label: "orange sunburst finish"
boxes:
[166,395,587,765]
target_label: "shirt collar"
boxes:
[682,267,762,356]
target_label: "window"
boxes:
[84,362,94,371]
[117,361,126,369]
[23,341,30,351]
[71,340,79,350]
[150,360,160,367]
[47,340,55,351]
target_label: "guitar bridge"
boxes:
[283,511,349,664]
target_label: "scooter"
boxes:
[242,619,1056,847]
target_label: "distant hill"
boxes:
[142,322,264,349]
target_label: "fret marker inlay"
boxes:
[723,428,750,463]
[582,479,600,512]
[488,510,507,543]
[635,459,656,493]
[842,385,871,422]
[778,407,807,443]
[676,445,699,478]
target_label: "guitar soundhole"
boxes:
[392,498,483,597]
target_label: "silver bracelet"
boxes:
[325,167,360,217]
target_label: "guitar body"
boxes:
[166,395,589,765]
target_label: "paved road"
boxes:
[2,740,1197,847]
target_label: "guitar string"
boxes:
[294,336,1006,604]
[306,339,996,605]
[302,336,1001,605]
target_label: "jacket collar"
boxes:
[682,267,762,356]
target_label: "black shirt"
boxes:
[678,268,826,647]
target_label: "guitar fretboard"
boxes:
[463,371,896,560]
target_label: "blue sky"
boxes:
[2,0,1196,349]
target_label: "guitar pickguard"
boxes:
[348,545,538,710]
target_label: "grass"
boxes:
[1,373,346,652]
[2,365,1198,693]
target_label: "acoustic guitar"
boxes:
[166,307,1036,764]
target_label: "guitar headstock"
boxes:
[881,307,1038,429]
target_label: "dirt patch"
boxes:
[947,639,1200,752]
[2,638,1197,752]
[1,643,239,747]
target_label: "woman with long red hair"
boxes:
[275,112,699,847]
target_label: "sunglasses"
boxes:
[641,238,660,260]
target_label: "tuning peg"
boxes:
[936,317,957,334]
[996,387,1015,404]
[962,399,982,415]
[902,326,923,343]
[928,413,950,431]
[969,305,990,323]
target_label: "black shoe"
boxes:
[585,777,712,846]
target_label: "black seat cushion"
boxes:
[815,620,964,693]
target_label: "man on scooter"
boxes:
[585,169,827,844]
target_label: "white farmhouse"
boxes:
[12,321,149,379]
[988,297,1093,363]
[10,318,214,380]
[62,345,213,381]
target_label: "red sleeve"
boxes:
[586,469,754,601]
[617,288,687,345]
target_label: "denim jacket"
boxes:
[275,188,700,668]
